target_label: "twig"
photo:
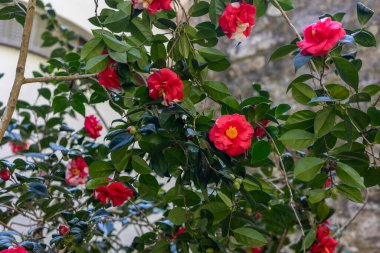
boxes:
[0,0,37,142]
[91,104,109,131]
[271,0,302,41]
[276,228,288,253]
[334,189,369,238]
[23,73,98,84]
[257,121,306,253]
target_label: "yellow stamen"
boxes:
[226,126,238,140]
[71,168,80,176]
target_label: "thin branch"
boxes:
[334,189,369,238]
[276,228,288,253]
[23,73,98,84]
[0,0,37,142]
[271,0,302,41]
[91,104,110,131]
[257,121,306,253]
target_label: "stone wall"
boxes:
[210,1,380,252]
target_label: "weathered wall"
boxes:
[210,1,380,252]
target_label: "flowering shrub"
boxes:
[0,0,379,253]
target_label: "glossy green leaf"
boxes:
[294,157,325,182]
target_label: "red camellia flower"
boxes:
[310,221,338,253]
[253,119,269,138]
[84,115,103,139]
[131,0,172,14]
[147,68,184,106]
[58,225,70,235]
[9,141,28,153]
[94,182,135,207]
[218,2,256,41]
[209,114,254,156]
[0,246,28,253]
[65,157,89,186]
[250,246,264,253]
[297,17,346,56]
[97,52,121,90]
[169,227,186,240]
[0,169,11,181]
[322,177,332,189]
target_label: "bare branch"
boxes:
[271,0,302,41]
[23,74,98,84]
[0,0,37,142]
[334,189,369,238]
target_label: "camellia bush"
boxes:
[0,0,379,252]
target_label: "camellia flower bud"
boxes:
[0,169,11,181]
[59,225,70,235]
[127,126,137,135]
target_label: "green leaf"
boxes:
[131,155,152,174]
[347,108,370,130]
[285,110,316,130]
[307,189,326,204]
[217,192,233,209]
[52,96,68,113]
[314,106,335,138]
[362,84,380,96]
[233,227,267,247]
[291,83,317,105]
[203,81,230,101]
[198,47,227,62]
[252,0,268,17]
[81,37,104,60]
[332,57,359,92]
[367,107,380,126]
[325,84,349,100]
[304,229,317,249]
[209,0,226,25]
[357,2,374,26]
[189,1,210,17]
[279,129,316,150]
[102,33,130,52]
[336,162,365,189]
[130,17,153,44]
[336,184,363,203]
[86,178,109,190]
[294,157,325,182]
[348,92,371,103]
[354,30,377,47]
[251,140,271,163]
[178,35,190,58]
[375,130,380,144]
[269,44,298,61]
[89,161,115,179]
[86,55,108,73]
[167,207,186,225]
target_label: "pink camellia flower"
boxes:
[209,114,254,156]
[131,0,172,14]
[84,115,103,139]
[0,246,28,253]
[0,169,11,181]
[65,157,89,186]
[297,17,346,56]
[169,227,186,240]
[58,225,70,235]
[218,2,256,41]
[94,182,135,207]
[147,68,184,106]
[98,51,121,90]
[253,120,269,138]
[9,141,28,154]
